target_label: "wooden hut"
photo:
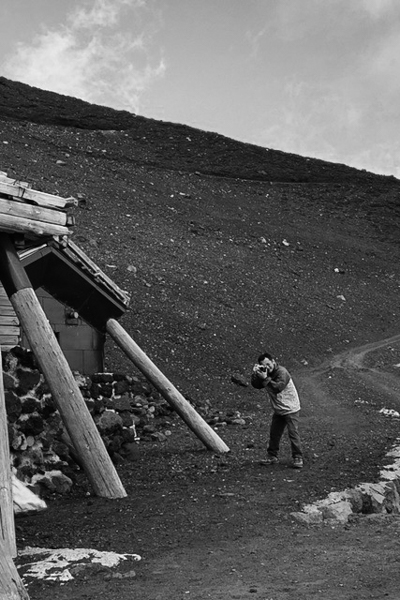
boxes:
[0,238,130,373]
[0,170,129,491]
[0,168,228,461]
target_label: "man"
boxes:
[251,352,303,468]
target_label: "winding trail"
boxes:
[292,334,400,525]
[311,333,400,405]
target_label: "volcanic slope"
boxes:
[2,76,400,600]
[0,76,399,395]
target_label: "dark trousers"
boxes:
[267,411,302,458]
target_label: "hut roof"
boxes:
[0,171,76,242]
[0,171,130,330]
[20,237,130,332]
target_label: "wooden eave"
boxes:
[0,171,130,330]
[19,239,130,332]
[0,171,76,243]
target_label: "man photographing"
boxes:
[251,352,303,469]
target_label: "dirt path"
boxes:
[316,332,400,390]
[291,335,399,450]
[312,333,400,409]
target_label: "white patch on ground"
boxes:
[12,473,47,514]
[379,407,400,418]
[18,547,141,582]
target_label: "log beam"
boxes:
[0,347,16,559]
[0,234,126,499]
[0,537,29,600]
[106,318,230,454]
[0,180,77,209]
[0,197,72,227]
[0,213,70,238]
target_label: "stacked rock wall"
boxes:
[3,346,176,497]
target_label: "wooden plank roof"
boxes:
[0,171,77,209]
[19,239,130,331]
[0,170,130,329]
[0,171,76,242]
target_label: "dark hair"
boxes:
[257,352,274,363]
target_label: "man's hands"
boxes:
[253,363,270,381]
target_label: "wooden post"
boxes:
[0,234,126,499]
[0,538,30,600]
[0,342,27,599]
[106,318,230,454]
[0,347,17,559]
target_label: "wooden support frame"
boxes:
[0,347,16,558]
[0,540,29,600]
[0,348,28,599]
[0,234,126,499]
[106,318,230,454]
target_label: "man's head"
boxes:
[257,352,276,374]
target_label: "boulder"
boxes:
[383,481,400,514]
[95,409,123,434]
[21,397,41,414]
[114,379,130,395]
[17,413,44,436]
[16,368,41,394]
[12,473,47,514]
[321,500,353,523]
[2,371,16,390]
[31,470,73,495]
[231,373,248,387]
[113,394,132,412]
[5,391,22,422]
[357,483,386,514]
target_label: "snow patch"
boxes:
[379,407,400,418]
[18,547,141,582]
[12,473,47,514]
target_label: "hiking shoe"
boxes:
[259,456,279,465]
[292,457,304,469]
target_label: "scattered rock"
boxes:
[293,443,400,524]
[231,374,248,387]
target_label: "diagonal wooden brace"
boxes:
[106,318,230,454]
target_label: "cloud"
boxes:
[365,29,400,94]
[358,0,398,19]
[72,0,146,29]
[252,70,400,177]
[349,143,400,178]
[2,0,165,113]
[257,82,350,157]
[245,0,400,176]
[265,0,399,44]
[245,26,267,59]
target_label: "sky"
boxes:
[1,0,400,177]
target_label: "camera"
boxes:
[258,366,267,372]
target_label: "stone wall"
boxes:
[292,440,400,524]
[3,346,177,497]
